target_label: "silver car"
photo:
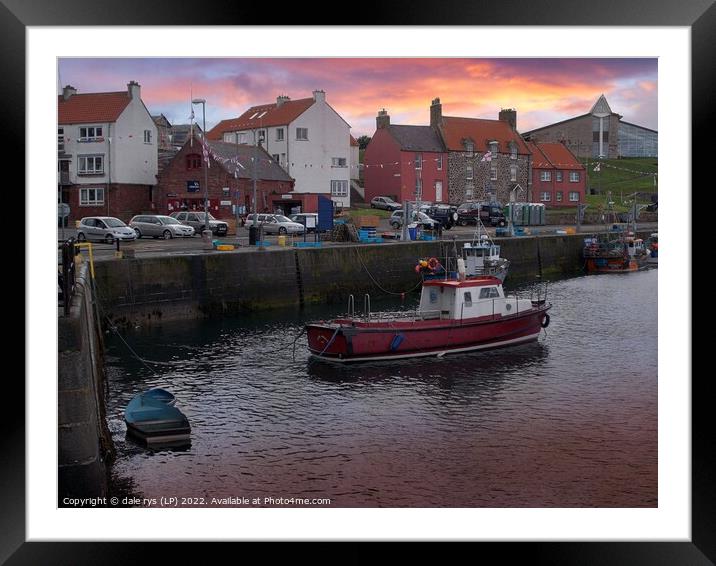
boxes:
[130,215,195,239]
[244,214,305,235]
[76,216,137,243]
[169,211,228,236]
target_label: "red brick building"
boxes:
[364,110,448,204]
[526,141,586,206]
[155,134,294,219]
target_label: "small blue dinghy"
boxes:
[124,389,190,446]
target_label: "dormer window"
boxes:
[510,143,518,160]
[489,141,499,155]
[465,141,474,157]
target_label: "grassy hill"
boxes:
[580,157,658,212]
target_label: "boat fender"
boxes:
[390,333,405,351]
[541,313,550,328]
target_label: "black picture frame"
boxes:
[10,1,707,563]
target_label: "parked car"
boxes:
[244,213,305,235]
[425,204,458,230]
[456,202,507,227]
[370,196,401,211]
[129,215,195,239]
[389,210,440,230]
[169,211,228,236]
[289,213,320,233]
[76,217,137,243]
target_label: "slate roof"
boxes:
[203,137,294,182]
[386,125,445,152]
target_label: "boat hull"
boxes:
[125,394,190,445]
[306,306,549,363]
[585,257,640,273]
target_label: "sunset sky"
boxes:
[58,58,657,137]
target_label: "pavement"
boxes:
[57,221,659,262]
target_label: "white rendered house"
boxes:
[208,90,352,208]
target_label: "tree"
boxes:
[357,135,371,150]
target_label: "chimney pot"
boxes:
[62,85,77,101]
[376,109,390,129]
[430,97,442,128]
[127,80,141,99]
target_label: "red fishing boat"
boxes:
[306,275,551,363]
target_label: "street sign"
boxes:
[58,203,70,218]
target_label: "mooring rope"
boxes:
[354,248,423,296]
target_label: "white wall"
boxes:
[113,96,158,185]
[350,143,360,181]
[288,100,351,207]
[62,122,110,185]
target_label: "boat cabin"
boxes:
[418,276,534,320]
[463,238,502,276]
[625,236,646,257]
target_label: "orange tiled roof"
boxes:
[440,116,530,154]
[58,92,132,124]
[207,98,315,140]
[527,141,584,170]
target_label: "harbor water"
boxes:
[104,269,657,507]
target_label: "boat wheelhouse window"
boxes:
[479,286,500,299]
[464,292,472,307]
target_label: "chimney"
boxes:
[499,108,517,131]
[127,80,141,100]
[430,97,442,128]
[376,109,390,129]
[62,85,77,101]
[312,89,326,103]
[276,95,290,107]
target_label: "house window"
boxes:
[556,191,563,202]
[415,153,422,170]
[223,133,233,143]
[593,131,609,142]
[186,154,202,170]
[437,155,443,171]
[222,187,230,197]
[58,128,64,152]
[466,142,474,157]
[276,128,284,141]
[556,171,563,182]
[540,171,551,182]
[511,145,517,160]
[296,127,308,140]
[489,141,499,155]
[331,180,348,197]
[332,157,347,167]
[569,191,580,202]
[464,292,472,307]
[540,191,551,202]
[79,187,105,206]
[78,155,104,175]
[466,165,473,180]
[78,126,103,141]
[465,185,474,199]
[144,130,152,144]
[490,167,497,181]
[510,165,517,182]
[570,171,581,182]
[272,154,280,162]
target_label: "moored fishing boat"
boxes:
[306,273,550,363]
[583,231,648,273]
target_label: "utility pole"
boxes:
[191,98,211,244]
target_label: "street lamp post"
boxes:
[192,98,211,243]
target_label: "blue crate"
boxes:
[293,241,322,248]
[253,240,271,246]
